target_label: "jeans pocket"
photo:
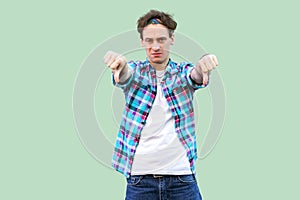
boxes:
[126,175,143,186]
[177,174,196,184]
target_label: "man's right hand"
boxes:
[104,51,128,83]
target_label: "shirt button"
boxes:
[134,136,139,142]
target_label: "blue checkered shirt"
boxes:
[112,59,206,178]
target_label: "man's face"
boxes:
[141,24,174,65]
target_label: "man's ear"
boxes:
[170,34,175,45]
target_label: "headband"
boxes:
[147,18,163,25]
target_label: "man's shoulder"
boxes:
[169,59,194,67]
[179,61,194,67]
[169,60,194,72]
[127,60,147,69]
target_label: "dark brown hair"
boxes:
[137,10,177,39]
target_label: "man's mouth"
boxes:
[151,53,162,57]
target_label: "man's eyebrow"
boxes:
[157,37,167,39]
[144,36,167,41]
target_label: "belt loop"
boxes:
[153,174,163,178]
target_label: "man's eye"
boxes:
[158,38,166,43]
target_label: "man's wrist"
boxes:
[118,65,131,83]
[190,68,203,85]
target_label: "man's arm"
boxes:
[116,64,132,84]
[190,54,219,86]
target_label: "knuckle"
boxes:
[106,51,113,56]
[200,64,206,70]
[197,62,203,68]
[118,54,122,58]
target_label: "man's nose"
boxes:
[151,43,160,51]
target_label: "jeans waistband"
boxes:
[138,174,193,178]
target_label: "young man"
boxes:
[104,10,218,200]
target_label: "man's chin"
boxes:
[149,58,165,64]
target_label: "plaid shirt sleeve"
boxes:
[112,61,137,90]
[183,62,208,90]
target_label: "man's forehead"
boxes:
[144,23,168,29]
[143,24,169,35]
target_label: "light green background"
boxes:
[1,0,299,199]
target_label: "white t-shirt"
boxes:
[131,70,192,175]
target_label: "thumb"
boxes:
[114,69,121,83]
[110,59,121,70]
[202,73,209,86]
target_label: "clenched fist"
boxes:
[191,54,219,86]
[104,51,128,83]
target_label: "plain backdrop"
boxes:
[1,0,299,199]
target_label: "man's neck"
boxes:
[149,58,169,71]
[149,58,170,71]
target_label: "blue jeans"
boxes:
[125,174,202,200]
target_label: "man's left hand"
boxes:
[191,54,219,86]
